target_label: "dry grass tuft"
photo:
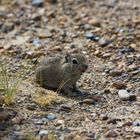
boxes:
[48,134,57,140]
[27,133,57,140]
[33,89,64,107]
[27,134,38,140]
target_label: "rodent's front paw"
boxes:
[62,86,82,97]
[71,85,81,93]
[65,89,73,95]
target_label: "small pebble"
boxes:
[94,49,101,56]
[59,104,71,112]
[86,32,100,41]
[105,130,118,138]
[42,118,49,125]
[92,95,101,102]
[39,130,48,139]
[84,24,92,30]
[112,81,127,89]
[122,121,133,126]
[107,118,121,124]
[119,47,135,54]
[11,117,24,125]
[47,113,57,121]
[26,103,37,110]
[56,120,64,125]
[132,127,140,134]
[87,131,95,139]
[1,24,14,33]
[132,69,140,75]
[34,119,44,125]
[88,18,101,27]
[100,114,108,120]
[102,52,111,58]
[118,90,130,101]
[33,38,42,47]
[109,70,123,77]
[79,99,95,105]
[32,0,44,7]
[99,37,111,47]
[133,121,140,126]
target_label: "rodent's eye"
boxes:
[72,58,78,64]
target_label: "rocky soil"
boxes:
[0,0,140,140]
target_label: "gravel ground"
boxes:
[0,0,140,140]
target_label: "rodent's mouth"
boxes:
[72,65,88,74]
[80,67,87,73]
[80,64,88,73]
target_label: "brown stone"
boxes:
[80,99,95,105]
[88,18,101,27]
[105,130,118,138]
[112,81,127,89]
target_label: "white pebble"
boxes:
[39,130,48,137]
[118,90,130,101]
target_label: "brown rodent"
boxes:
[36,53,88,94]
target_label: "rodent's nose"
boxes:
[82,64,88,69]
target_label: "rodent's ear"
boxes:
[65,53,70,63]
